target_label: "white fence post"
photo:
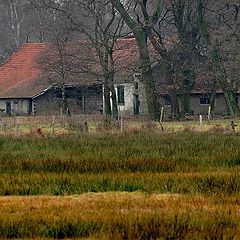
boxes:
[120,114,123,132]
[199,115,203,127]
[208,106,211,123]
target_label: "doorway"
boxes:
[6,102,11,115]
[134,95,140,115]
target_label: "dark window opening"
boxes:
[6,102,11,115]
[135,82,139,90]
[235,97,239,105]
[134,94,140,115]
[200,94,211,105]
[117,86,125,105]
[94,85,103,94]
[164,95,172,106]
[54,88,62,98]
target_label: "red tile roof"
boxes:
[0,43,51,98]
[0,37,221,99]
[0,38,157,98]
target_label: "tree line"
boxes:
[0,0,239,119]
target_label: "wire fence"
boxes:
[0,112,238,137]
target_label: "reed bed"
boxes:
[1,171,240,196]
[0,132,240,195]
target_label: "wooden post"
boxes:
[199,115,203,127]
[208,106,211,123]
[120,114,123,132]
[118,106,120,121]
[3,122,7,134]
[60,108,65,128]
[52,115,55,136]
[16,118,19,136]
[231,120,237,132]
[0,117,2,132]
[13,103,16,127]
[160,107,164,123]
[84,122,89,133]
[60,108,63,124]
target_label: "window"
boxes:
[164,95,172,106]
[235,97,239,105]
[117,86,125,105]
[6,102,11,115]
[135,82,139,90]
[200,94,210,105]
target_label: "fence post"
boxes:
[84,121,89,133]
[118,107,120,122]
[120,114,123,132]
[60,108,64,127]
[208,106,211,123]
[231,120,237,132]
[160,107,164,123]
[0,117,3,133]
[16,118,19,136]
[13,104,16,127]
[52,115,55,136]
[199,115,203,127]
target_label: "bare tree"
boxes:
[24,0,57,43]
[197,0,240,116]
[37,0,126,118]
[0,0,59,63]
[110,0,163,120]
[0,0,27,60]
[38,26,81,114]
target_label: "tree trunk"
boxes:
[171,93,180,119]
[209,79,217,114]
[210,49,239,116]
[223,89,239,116]
[197,0,239,116]
[104,84,112,116]
[135,30,160,120]
[182,93,191,115]
[110,86,118,119]
[110,0,161,120]
[148,32,181,120]
[61,86,67,114]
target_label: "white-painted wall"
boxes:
[137,81,148,116]
[102,79,149,116]
[115,83,135,115]
[0,99,31,115]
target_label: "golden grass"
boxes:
[0,192,240,238]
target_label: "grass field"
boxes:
[0,122,240,238]
[1,193,240,239]
[0,114,238,135]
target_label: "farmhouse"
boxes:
[0,43,103,116]
[0,38,237,118]
[0,40,147,116]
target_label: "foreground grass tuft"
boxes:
[0,193,239,239]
